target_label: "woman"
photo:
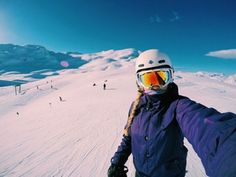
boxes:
[107,49,236,177]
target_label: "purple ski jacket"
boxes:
[111,83,236,177]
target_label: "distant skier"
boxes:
[103,83,106,90]
[93,83,96,86]
[108,49,236,177]
[16,112,19,116]
[59,96,63,101]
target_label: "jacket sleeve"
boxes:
[175,96,236,177]
[111,135,131,166]
[110,103,134,166]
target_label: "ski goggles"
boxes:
[137,69,173,89]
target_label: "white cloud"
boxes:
[150,11,181,24]
[170,11,180,22]
[206,49,236,59]
[150,14,161,23]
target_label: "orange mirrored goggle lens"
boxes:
[139,70,171,88]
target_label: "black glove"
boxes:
[107,164,128,177]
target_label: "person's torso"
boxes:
[130,95,187,177]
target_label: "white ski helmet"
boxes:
[135,49,174,90]
[135,49,173,73]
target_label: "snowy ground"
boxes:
[0,60,236,177]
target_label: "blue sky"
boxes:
[0,0,236,74]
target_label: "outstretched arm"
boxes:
[175,96,236,177]
[110,135,131,166]
[109,102,135,172]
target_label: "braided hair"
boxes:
[123,88,144,136]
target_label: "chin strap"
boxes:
[123,89,143,136]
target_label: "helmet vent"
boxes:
[138,64,144,67]
[148,60,154,64]
[159,60,165,64]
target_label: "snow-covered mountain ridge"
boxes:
[0,44,140,87]
[1,44,236,87]
[0,44,86,74]
[69,48,140,62]
[0,44,86,86]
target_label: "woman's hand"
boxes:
[107,164,128,177]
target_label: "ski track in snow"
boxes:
[0,66,236,177]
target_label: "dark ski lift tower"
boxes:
[15,84,22,95]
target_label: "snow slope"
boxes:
[0,56,236,177]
